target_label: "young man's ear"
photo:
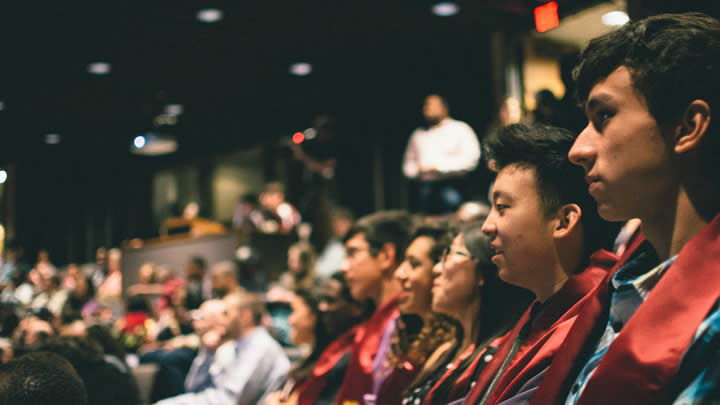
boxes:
[377,242,398,273]
[675,99,711,154]
[553,204,582,239]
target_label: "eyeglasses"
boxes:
[440,247,474,266]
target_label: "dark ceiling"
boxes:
[0,0,565,162]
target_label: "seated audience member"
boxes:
[30,263,68,317]
[157,292,290,405]
[126,262,162,296]
[260,182,302,234]
[97,248,122,299]
[530,13,720,405]
[30,335,141,405]
[232,193,265,232]
[115,294,151,352]
[210,260,242,299]
[148,279,193,343]
[334,211,413,404]
[184,256,209,310]
[142,299,225,402]
[13,314,54,350]
[274,241,319,296]
[0,351,88,405]
[266,272,369,405]
[60,274,95,324]
[60,263,81,290]
[462,124,619,405]
[407,222,531,405]
[367,224,460,405]
[314,206,353,280]
[181,299,227,394]
[266,289,328,404]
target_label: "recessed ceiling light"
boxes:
[88,62,111,75]
[130,134,178,156]
[197,9,223,23]
[289,62,312,76]
[602,11,629,26]
[0,170,7,184]
[133,136,146,148]
[432,2,459,17]
[45,134,61,144]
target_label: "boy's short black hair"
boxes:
[344,210,414,262]
[574,12,720,172]
[484,123,618,258]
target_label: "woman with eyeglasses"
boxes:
[360,223,457,405]
[400,221,532,405]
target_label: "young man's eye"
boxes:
[496,204,508,211]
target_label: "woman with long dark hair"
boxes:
[402,221,532,405]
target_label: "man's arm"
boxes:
[402,130,421,178]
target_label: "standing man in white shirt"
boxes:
[403,94,481,214]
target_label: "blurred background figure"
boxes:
[456,201,490,226]
[403,94,481,215]
[260,182,302,234]
[232,194,265,232]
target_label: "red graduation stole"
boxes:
[421,336,503,405]
[531,213,720,405]
[334,294,401,405]
[296,324,364,405]
[465,250,617,405]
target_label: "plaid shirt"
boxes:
[565,251,720,404]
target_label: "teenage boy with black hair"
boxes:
[530,12,720,405]
[462,123,619,405]
[334,210,413,405]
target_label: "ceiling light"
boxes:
[165,104,183,116]
[0,170,7,184]
[130,133,178,156]
[88,62,111,75]
[197,9,223,23]
[44,134,61,144]
[133,135,146,148]
[602,11,629,26]
[289,62,312,76]
[432,2,459,17]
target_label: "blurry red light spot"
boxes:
[534,1,559,33]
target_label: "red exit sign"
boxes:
[534,1,559,32]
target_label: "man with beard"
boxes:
[403,94,481,214]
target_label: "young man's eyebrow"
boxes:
[492,190,513,202]
[586,93,614,112]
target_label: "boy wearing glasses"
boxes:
[462,124,619,405]
[335,211,413,405]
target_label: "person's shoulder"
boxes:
[445,118,475,132]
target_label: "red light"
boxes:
[534,1,559,33]
[292,132,305,144]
